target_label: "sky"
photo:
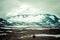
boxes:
[0,0,60,19]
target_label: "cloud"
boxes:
[0,0,21,18]
[0,0,60,19]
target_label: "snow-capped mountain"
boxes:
[7,14,60,28]
[6,5,60,28]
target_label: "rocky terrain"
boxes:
[0,28,60,40]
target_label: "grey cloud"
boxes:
[0,0,60,19]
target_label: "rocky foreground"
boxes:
[0,28,60,40]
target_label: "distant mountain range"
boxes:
[7,14,60,28]
[0,13,60,28]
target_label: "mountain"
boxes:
[7,14,60,28]
[0,18,12,27]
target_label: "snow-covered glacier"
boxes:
[7,13,60,28]
[6,6,60,28]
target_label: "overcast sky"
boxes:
[0,0,60,19]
